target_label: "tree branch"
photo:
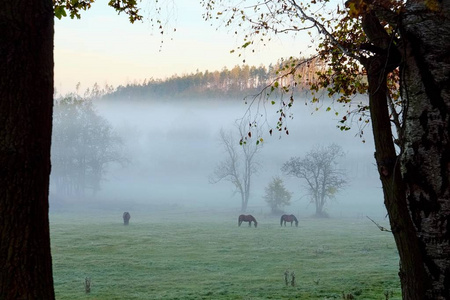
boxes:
[367,216,392,232]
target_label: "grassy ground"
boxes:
[50,210,401,299]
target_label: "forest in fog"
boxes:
[50,65,385,219]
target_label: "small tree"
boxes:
[209,128,261,212]
[282,144,347,217]
[264,177,292,214]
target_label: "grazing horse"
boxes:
[123,212,131,225]
[280,214,298,227]
[238,214,258,227]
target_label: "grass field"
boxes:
[50,209,401,299]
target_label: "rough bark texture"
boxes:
[365,55,426,299]
[400,2,450,299]
[0,1,55,299]
[359,2,450,298]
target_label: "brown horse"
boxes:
[280,214,298,227]
[123,212,131,225]
[238,214,258,227]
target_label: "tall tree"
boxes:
[0,2,55,299]
[399,3,450,298]
[0,1,142,298]
[282,144,347,217]
[203,0,450,298]
[52,95,127,197]
[209,128,262,212]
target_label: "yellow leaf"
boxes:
[345,0,367,18]
[425,0,440,11]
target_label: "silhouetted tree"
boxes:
[209,128,262,212]
[0,1,142,298]
[51,94,127,197]
[282,144,347,217]
[204,1,450,297]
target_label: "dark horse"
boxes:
[238,214,258,227]
[280,214,298,227]
[123,212,131,225]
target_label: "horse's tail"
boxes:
[280,215,284,226]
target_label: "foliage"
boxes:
[201,0,402,142]
[209,128,261,212]
[282,144,347,217]
[53,0,143,23]
[263,176,292,214]
[51,94,127,197]
[198,1,450,298]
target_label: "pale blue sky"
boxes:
[54,0,311,95]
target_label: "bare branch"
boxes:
[290,0,363,62]
[209,127,262,212]
[282,143,347,216]
[366,216,392,233]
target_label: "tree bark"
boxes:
[0,1,55,299]
[365,53,426,299]
[400,2,450,298]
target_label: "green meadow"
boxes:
[50,210,401,299]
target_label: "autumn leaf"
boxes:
[345,0,368,18]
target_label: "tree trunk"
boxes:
[241,194,248,212]
[0,1,55,299]
[315,195,325,217]
[399,3,450,298]
[365,53,426,299]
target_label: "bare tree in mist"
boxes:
[51,95,128,197]
[203,1,450,296]
[282,143,347,217]
[209,128,261,212]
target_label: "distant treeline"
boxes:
[104,57,324,101]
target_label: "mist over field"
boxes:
[50,95,386,219]
[48,95,400,299]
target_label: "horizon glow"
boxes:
[54,0,312,95]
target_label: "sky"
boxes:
[54,0,312,95]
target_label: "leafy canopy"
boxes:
[201,0,406,142]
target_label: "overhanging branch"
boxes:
[367,216,392,232]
